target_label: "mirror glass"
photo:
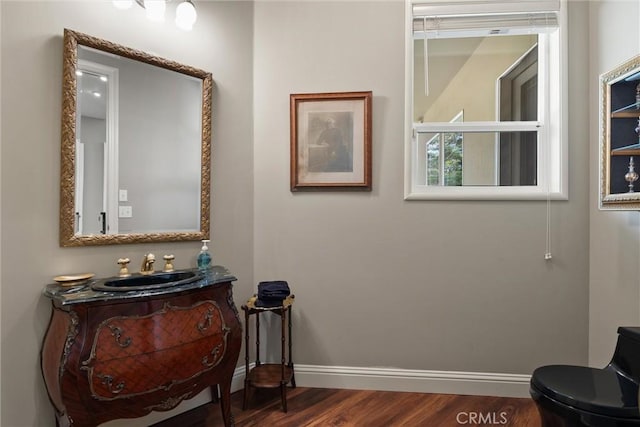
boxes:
[60,29,212,246]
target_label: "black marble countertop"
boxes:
[43,265,236,306]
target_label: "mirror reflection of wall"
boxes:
[76,46,202,235]
[76,60,110,234]
[80,116,106,234]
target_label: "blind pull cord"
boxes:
[424,17,429,96]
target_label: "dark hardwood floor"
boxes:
[153,387,541,427]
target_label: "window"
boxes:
[405,0,567,200]
[425,111,463,186]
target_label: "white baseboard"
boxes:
[292,364,532,398]
[231,363,251,392]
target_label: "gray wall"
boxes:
[253,1,589,374]
[0,0,603,426]
[589,0,640,366]
[0,1,254,426]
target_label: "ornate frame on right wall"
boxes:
[600,54,640,210]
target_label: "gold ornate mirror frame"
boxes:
[60,29,212,246]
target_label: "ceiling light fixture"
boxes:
[112,0,197,31]
[175,0,197,31]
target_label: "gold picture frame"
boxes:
[290,91,372,191]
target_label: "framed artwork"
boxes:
[290,91,372,191]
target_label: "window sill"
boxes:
[404,186,568,201]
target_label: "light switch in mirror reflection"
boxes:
[60,29,212,246]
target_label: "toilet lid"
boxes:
[531,365,640,418]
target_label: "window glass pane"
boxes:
[417,130,537,186]
[413,34,538,123]
[425,132,464,186]
[498,131,537,186]
[426,134,441,185]
[443,132,463,186]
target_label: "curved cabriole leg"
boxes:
[219,377,235,427]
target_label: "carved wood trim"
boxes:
[59,29,212,246]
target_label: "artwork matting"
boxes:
[290,91,372,191]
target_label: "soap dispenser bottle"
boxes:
[197,239,212,270]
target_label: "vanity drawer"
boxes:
[82,300,230,400]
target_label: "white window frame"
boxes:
[404,0,568,200]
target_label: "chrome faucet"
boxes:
[140,253,155,275]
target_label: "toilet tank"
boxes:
[608,327,640,383]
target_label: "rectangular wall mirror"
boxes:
[600,54,640,210]
[59,29,212,246]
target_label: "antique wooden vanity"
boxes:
[46,27,236,426]
[40,266,242,427]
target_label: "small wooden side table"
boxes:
[241,295,296,412]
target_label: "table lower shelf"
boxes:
[246,364,294,388]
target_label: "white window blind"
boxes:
[412,1,560,39]
[412,1,560,17]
